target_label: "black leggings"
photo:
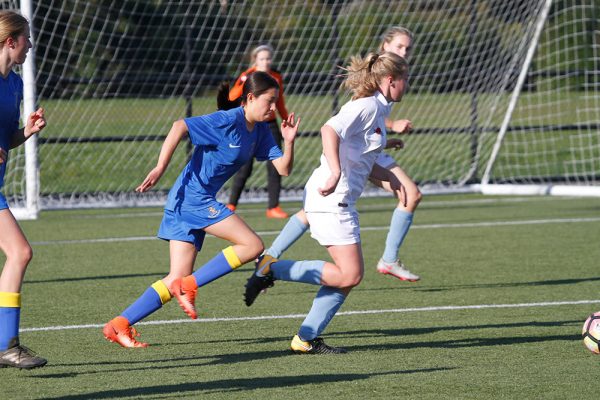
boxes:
[228,120,282,209]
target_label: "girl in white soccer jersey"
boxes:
[0,10,47,369]
[261,26,421,282]
[103,71,300,348]
[245,52,409,354]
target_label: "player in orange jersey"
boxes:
[225,44,290,219]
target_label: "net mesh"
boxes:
[1,0,598,212]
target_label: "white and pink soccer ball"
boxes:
[582,312,600,354]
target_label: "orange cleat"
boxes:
[103,316,149,348]
[225,203,236,212]
[170,276,198,319]
[266,206,288,219]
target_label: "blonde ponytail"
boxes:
[341,52,408,99]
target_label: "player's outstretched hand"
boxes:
[281,113,301,143]
[25,108,46,136]
[136,166,165,193]
[391,119,412,134]
[318,173,340,197]
[386,138,404,150]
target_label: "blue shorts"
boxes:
[157,200,234,250]
[0,192,7,210]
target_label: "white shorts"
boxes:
[375,152,397,169]
[306,211,361,246]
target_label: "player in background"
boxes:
[103,71,300,348]
[258,26,421,282]
[245,52,409,354]
[0,10,48,369]
[225,44,291,219]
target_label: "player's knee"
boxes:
[342,272,363,288]
[410,189,423,207]
[7,244,33,267]
[401,187,422,210]
[247,235,265,259]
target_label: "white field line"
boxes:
[20,299,600,333]
[30,216,600,246]
[70,196,570,219]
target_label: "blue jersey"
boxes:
[0,71,22,190]
[165,107,283,211]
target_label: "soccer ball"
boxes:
[582,312,600,354]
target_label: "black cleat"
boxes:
[290,335,347,354]
[244,254,277,306]
[0,338,47,369]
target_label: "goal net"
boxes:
[3,0,599,218]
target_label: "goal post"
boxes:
[480,0,600,196]
[2,0,599,218]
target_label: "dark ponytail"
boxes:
[217,71,279,110]
[216,81,241,110]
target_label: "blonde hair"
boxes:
[378,26,413,52]
[251,44,273,62]
[341,52,408,99]
[0,10,28,47]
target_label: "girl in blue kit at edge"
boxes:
[103,71,300,348]
[0,10,47,369]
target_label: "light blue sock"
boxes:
[298,286,346,341]
[271,259,324,285]
[382,208,413,263]
[266,214,309,258]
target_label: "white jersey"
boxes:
[304,91,390,213]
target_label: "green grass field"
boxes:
[2,194,600,399]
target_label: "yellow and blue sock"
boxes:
[266,214,309,258]
[121,280,172,325]
[191,246,242,288]
[271,259,324,285]
[0,292,20,351]
[382,208,413,263]
[298,286,346,341]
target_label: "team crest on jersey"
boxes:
[374,127,382,134]
[207,206,220,218]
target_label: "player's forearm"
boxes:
[156,120,188,169]
[384,117,393,130]
[9,128,28,149]
[273,140,295,176]
[321,125,341,178]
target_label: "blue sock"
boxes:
[192,247,242,288]
[266,214,309,258]
[298,286,346,341]
[121,280,172,325]
[382,208,413,263]
[271,259,324,285]
[0,292,21,350]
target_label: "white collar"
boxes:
[375,91,391,116]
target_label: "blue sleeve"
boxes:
[184,110,233,146]
[254,124,283,161]
[14,77,22,129]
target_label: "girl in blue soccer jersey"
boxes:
[0,10,47,369]
[103,71,300,348]
[244,52,409,354]
[260,26,421,283]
